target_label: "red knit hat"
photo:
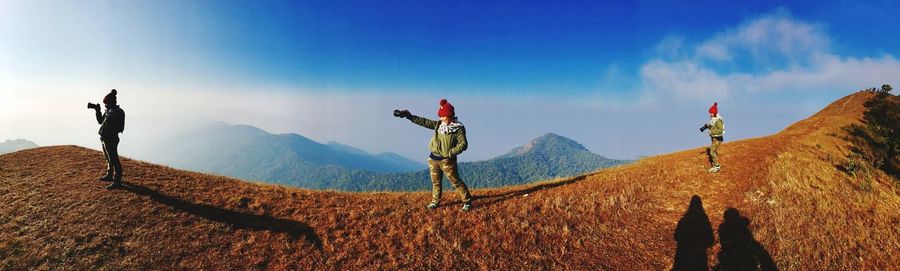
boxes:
[708,102,718,115]
[437,99,455,117]
[103,89,117,105]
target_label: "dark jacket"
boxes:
[96,105,125,140]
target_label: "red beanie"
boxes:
[103,89,117,105]
[437,99,455,117]
[708,102,718,115]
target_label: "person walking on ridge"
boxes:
[700,102,724,173]
[89,89,126,189]
[394,99,473,212]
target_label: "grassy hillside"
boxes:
[0,92,896,270]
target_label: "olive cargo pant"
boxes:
[427,157,472,204]
[102,136,123,182]
[708,137,722,167]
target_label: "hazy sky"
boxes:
[1,1,898,162]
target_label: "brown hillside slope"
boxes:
[1,92,897,270]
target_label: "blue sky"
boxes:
[93,0,895,94]
[1,1,898,162]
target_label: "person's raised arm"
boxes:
[394,108,440,129]
[410,115,439,129]
[95,107,103,124]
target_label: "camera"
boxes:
[87,102,101,110]
[699,124,709,132]
[393,109,410,118]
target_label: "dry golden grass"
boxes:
[0,92,896,270]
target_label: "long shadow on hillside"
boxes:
[672,195,714,271]
[122,182,323,250]
[473,175,587,208]
[713,208,777,271]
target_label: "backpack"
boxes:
[113,107,126,133]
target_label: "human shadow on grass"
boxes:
[672,195,715,271]
[472,175,587,208]
[122,182,322,250]
[713,208,777,271]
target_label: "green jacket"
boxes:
[409,115,468,158]
[707,116,724,138]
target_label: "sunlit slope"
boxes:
[0,91,895,270]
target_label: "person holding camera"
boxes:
[700,102,724,173]
[89,89,126,189]
[394,99,473,212]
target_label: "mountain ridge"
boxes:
[147,123,424,175]
[145,124,629,191]
[500,132,593,158]
[0,139,38,155]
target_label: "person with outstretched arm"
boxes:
[700,102,724,173]
[394,99,473,212]
[89,89,126,189]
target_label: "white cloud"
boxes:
[695,42,731,61]
[640,11,899,103]
[694,11,829,64]
[655,35,688,60]
[751,54,900,92]
[641,60,731,100]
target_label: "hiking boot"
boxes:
[106,182,125,190]
[709,165,721,173]
[461,203,472,212]
[425,202,439,210]
[99,175,114,182]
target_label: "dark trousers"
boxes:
[102,136,122,182]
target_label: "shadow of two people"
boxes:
[672,195,777,271]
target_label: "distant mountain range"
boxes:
[358,132,631,191]
[143,122,424,183]
[0,139,38,155]
[457,132,631,187]
[143,123,630,191]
